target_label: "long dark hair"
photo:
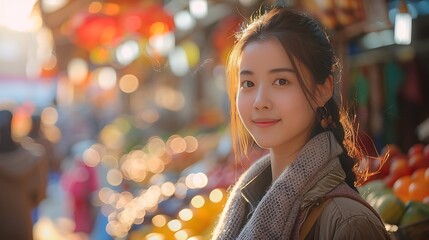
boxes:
[227,8,364,190]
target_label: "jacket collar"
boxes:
[239,131,345,215]
[240,156,346,213]
[240,163,272,212]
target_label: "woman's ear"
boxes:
[316,75,334,107]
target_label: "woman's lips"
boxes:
[252,119,280,128]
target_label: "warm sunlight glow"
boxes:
[0,0,39,31]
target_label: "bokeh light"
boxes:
[152,215,167,228]
[107,168,123,186]
[178,208,193,221]
[190,195,205,208]
[119,74,139,93]
[96,67,117,90]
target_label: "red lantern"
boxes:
[212,15,242,64]
[121,4,174,38]
[71,12,123,51]
[105,0,139,4]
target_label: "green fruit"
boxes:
[366,189,393,208]
[400,201,429,227]
[358,180,388,201]
[408,201,429,214]
[372,192,405,225]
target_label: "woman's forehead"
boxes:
[239,38,293,70]
[239,39,312,80]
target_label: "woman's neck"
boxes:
[269,133,311,181]
[270,149,300,181]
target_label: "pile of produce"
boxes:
[358,143,429,229]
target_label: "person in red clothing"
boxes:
[61,140,99,235]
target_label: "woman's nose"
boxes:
[253,87,271,110]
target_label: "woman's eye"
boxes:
[240,80,254,88]
[274,78,289,85]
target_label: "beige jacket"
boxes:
[212,132,390,239]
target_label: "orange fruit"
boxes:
[393,175,411,202]
[411,168,428,182]
[408,181,429,202]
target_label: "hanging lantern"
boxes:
[212,15,242,64]
[104,0,140,4]
[122,4,175,38]
[70,12,123,51]
[394,0,412,45]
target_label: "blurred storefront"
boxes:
[1,0,429,239]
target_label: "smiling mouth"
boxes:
[252,119,281,128]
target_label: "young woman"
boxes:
[212,8,390,239]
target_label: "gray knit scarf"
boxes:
[212,131,343,239]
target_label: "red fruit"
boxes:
[424,144,429,161]
[390,158,411,179]
[391,154,408,163]
[408,143,424,156]
[384,174,397,188]
[409,153,429,172]
[379,156,391,177]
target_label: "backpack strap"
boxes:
[298,183,385,240]
[299,198,332,240]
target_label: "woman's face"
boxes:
[237,38,317,152]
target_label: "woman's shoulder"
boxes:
[324,197,382,223]
[314,197,390,239]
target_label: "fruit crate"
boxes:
[388,219,429,240]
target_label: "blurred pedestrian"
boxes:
[0,110,48,240]
[28,114,62,173]
[61,140,99,236]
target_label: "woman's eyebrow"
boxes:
[239,70,253,75]
[269,68,295,73]
[239,68,295,76]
